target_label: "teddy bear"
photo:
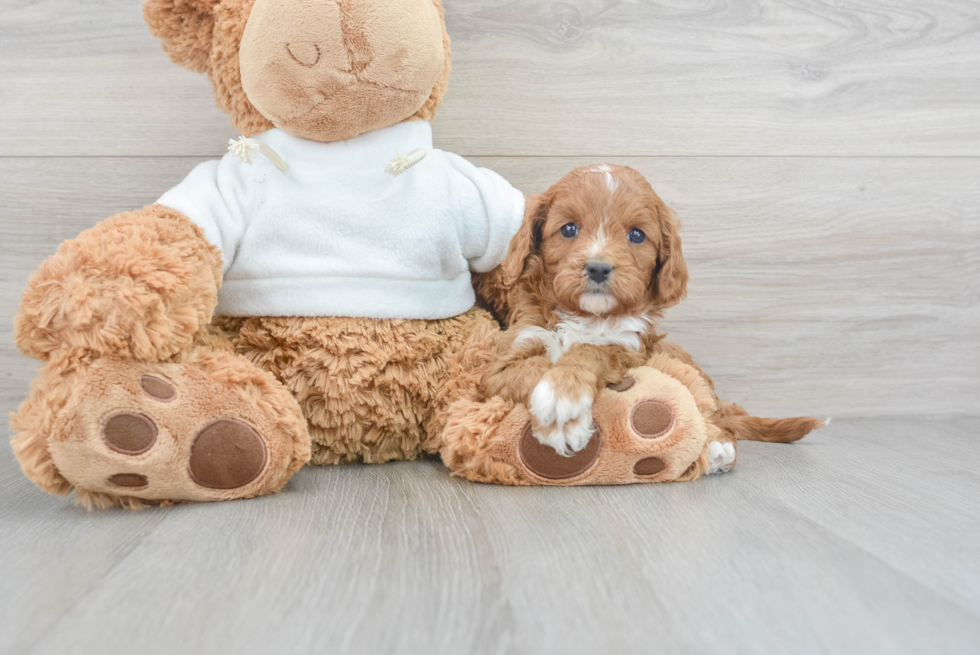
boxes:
[9,0,725,508]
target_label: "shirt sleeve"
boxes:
[441,152,526,273]
[156,155,252,273]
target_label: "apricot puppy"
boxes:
[481,164,823,460]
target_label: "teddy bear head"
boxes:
[145,0,452,142]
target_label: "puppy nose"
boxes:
[585,262,613,284]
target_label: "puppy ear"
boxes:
[651,204,689,309]
[501,193,548,287]
[473,193,547,324]
[144,0,221,74]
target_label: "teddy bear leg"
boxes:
[10,334,311,509]
[423,308,502,454]
[438,397,532,486]
[440,363,718,486]
[643,351,738,477]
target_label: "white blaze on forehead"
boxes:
[586,225,608,257]
[587,164,618,192]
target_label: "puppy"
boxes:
[478,164,824,463]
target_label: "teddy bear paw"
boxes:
[42,355,309,506]
[477,367,711,485]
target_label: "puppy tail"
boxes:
[719,402,827,444]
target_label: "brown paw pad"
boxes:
[188,419,268,490]
[634,457,667,476]
[140,375,177,402]
[108,473,149,488]
[103,413,158,455]
[631,401,674,439]
[518,423,602,480]
[607,376,637,392]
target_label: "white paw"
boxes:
[530,379,594,457]
[707,441,736,475]
[529,378,559,426]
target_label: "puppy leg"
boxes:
[484,338,596,456]
[483,339,554,405]
[705,439,737,474]
[529,365,597,456]
[530,344,646,456]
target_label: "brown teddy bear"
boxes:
[9,0,740,508]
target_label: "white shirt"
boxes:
[157,121,525,319]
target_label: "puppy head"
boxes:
[504,164,688,319]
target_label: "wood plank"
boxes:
[2,156,977,419]
[734,417,980,616]
[1,0,978,157]
[2,420,980,654]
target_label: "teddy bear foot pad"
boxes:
[450,366,712,486]
[46,357,308,506]
[517,399,679,482]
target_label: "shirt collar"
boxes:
[252,121,434,171]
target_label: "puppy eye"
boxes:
[560,223,579,238]
[628,228,646,244]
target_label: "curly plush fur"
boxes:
[15,205,221,362]
[216,308,499,466]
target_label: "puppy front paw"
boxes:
[706,440,736,474]
[529,368,596,457]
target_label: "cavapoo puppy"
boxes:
[480,164,824,464]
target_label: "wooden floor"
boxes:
[2,419,980,654]
[1,1,978,653]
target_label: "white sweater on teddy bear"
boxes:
[157,121,525,319]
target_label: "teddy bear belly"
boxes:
[215,309,497,465]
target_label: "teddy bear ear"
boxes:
[410,0,453,121]
[144,0,221,74]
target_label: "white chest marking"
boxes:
[513,314,650,363]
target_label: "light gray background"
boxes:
[1,1,978,653]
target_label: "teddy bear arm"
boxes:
[14,204,222,362]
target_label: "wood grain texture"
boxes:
[2,156,977,418]
[1,0,979,157]
[1,419,979,655]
